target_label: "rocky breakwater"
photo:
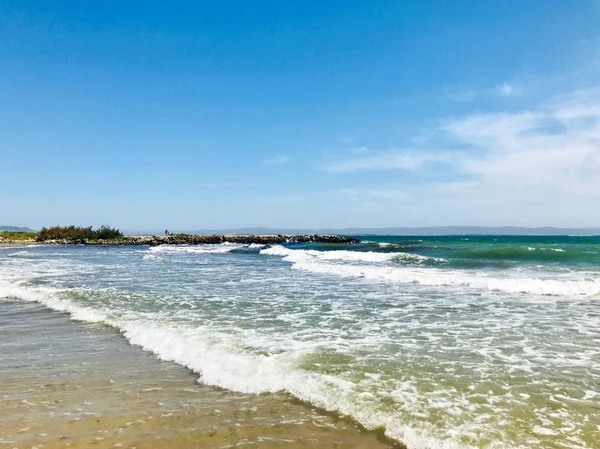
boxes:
[40,234,361,246]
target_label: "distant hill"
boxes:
[123,226,600,236]
[316,226,600,236]
[0,225,36,232]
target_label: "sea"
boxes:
[1,235,599,449]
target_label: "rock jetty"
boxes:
[39,234,361,246]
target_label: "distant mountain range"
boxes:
[0,225,36,232]
[124,226,600,236]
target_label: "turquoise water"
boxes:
[1,236,599,449]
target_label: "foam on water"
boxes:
[262,246,600,296]
[0,281,109,323]
[0,280,472,449]
[149,243,265,254]
[7,250,31,257]
[261,245,443,264]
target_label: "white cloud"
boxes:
[444,88,600,196]
[496,82,521,97]
[446,81,522,102]
[262,155,289,165]
[322,150,452,173]
[330,88,600,194]
[325,87,600,225]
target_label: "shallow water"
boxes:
[1,237,599,448]
[0,300,395,448]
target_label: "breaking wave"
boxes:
[260,245,445,265]
[262,246,600,296]
[147,243,266,255]
[0,280,470,449]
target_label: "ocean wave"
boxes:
[2,244,598,449]
[0,282,109,322]
[0,280,472,449]
[457,246,595,262]
[6,250,31,257]
[261,245,444,265]
[148,243,266,255]
[263,247,600,296]
[379,240,423,247]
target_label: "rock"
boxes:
[37,234,361,246]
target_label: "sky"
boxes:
[2,0,600,230]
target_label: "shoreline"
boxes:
[0,299,400,449]
[0,242,38,247]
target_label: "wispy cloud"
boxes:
[262,155,290,165]
[324,87,600,224]
[328,88,600,192]
[446,81,523,102]
[446,89,600,196]
[321,150,452,173]
[496,82,521,97]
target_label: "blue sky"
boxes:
[2,0,600,230]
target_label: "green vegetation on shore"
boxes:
[0,231,37,241]
[36,225,124,242]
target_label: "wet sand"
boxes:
[0,300,401,449]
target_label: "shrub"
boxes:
[95,225,123,240]
[0,231,37,241]
[36,225,123,241]
[37,226,96,241]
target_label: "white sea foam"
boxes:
[262,246,600,296]
[528,247,567,253]
[0,280,474,449]
[0,282,109,323]
[2,245,598,449]
[7,250,30,257]
[148,243,265,254]
[260,245,442,264]
[378,240,423,248]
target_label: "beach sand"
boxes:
[0,300,400,449]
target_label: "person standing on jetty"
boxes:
[165,229,169,236]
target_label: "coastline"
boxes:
[0,300,400,449]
